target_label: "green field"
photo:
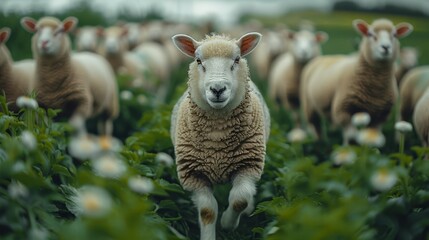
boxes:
[1,8,429,240]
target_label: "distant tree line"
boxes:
[333,1,429,18]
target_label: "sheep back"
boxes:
[399,66,429,122]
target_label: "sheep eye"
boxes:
[234,56,240,64]
[196,58,202,65]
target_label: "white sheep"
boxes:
[300,19,413,144]
[395,46,419,87]
[399,66,429,123]
[170,32,270,240]
[0,27,36,111]
[21,16,119,140]
[74,26,101,52]
[98,26,169,101]
[413,85,429,147]
[268,29,327,128]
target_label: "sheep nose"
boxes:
[381,45,390,53]
[41,40,49,48]
[210,86,226,98]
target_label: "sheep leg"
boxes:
[221,175,256,230]
[342,124,357,146]
[69,114,87,137]
[192,187,218,240]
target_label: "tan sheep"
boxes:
[171,32,269,240]
[268,29,327,128]
[399,66,429,122]
[21,16,119,140]
[0,27,36,111]
[301,19,413,144]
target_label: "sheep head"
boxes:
[0,27,11,65]
[287,30,328,63]
[99,26,129,55]
[21,16,77,58]
[353,18,413,64]
[172,32,261,112]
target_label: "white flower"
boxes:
[92,154,127,179]
[68,135,101,160]
[98,136,123,152]
[351,112,371,128]
[356,128,385,148]
[137,94,148,105]
[395,121,413,133]
[68,185,112,218]
[155,152,174,167]
[120,90,133,101]
[128,176,154,194]
[20,130,37,150]
[332,148,357,166]
[287,128,307,143]
[8,181,29,199]
[12,161,26,173]
[16,96,38,109]
[370,169,397,192]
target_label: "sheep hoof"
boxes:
[220,210,240,230]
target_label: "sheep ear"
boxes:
[172,34,199,58]
[395,23,413,38]
[62,17,78,33]
[315,31,328,43]
[236,32,262,57]
[0,28,11,44]
[353,19,369,36]
[21,17,38,33]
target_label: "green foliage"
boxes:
[1,6,429,240]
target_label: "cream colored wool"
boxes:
[399,66,429,122]
[174,88,266,191]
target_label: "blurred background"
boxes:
[1,0,429,62]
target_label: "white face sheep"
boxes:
[75,26,102,52]
[300,18,413,144]
[171,32,270,240]
[268,29,327,128]
[21,16,119,141]
[0,27,36,112]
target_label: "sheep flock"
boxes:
[2,13,429,240]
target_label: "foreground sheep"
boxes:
[301,19,413,144]
[171,32,270,240]
[0,27,36,111]
[268,29,327,128]
[21,16,119,138]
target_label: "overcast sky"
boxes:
[2,0,429,25]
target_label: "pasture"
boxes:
[1,8,429,240]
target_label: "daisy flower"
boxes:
[68,185,112,218]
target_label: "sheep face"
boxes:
[100,27,128,55]
[353,19,413,64]
[76,27,101,52]
[21,17,78,57]
[288,30,328,63]
[172,33,261,111]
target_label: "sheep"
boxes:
[74,26,101,52]
[399,66,429,122]
[0,27,36,111]
[97,25,170,101]
[300,19,413,144]
[413,85,429,147]
[268,29,327,128]
[395,46,419,87]
[170,32,270,240]
[21,16,119,140]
